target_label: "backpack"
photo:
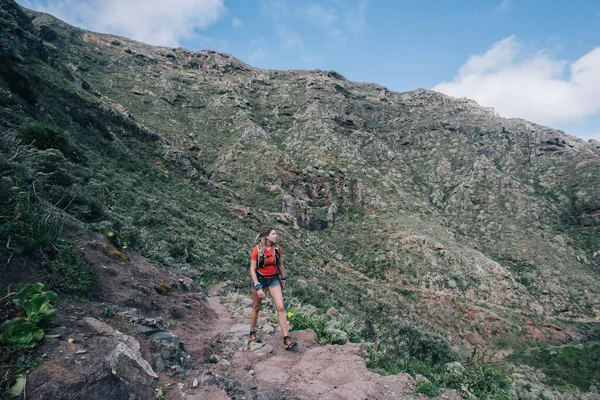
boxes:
[256,244,280,270]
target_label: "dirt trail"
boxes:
[173,289,460,400]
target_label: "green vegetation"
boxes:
[0,283,57,348]
[508,343,600,391]
[17,122,72,153]
[416,381,441,397]
[47,241,98,296]
[0,195,63,255]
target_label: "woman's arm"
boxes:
[250,258,266,299]
[278,246,286,289]
[249,259,259,285]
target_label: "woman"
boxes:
[249,226,297,350]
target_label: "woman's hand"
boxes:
[281,280,286,290]
[257,288,266,299]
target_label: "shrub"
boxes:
[47,241,98,296]
[13,197,63,254]
[416,381,441,397]
[18,123,71,153]
[0,283,57,348]
[379,322,457,366]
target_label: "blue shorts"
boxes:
[256,275,281,290]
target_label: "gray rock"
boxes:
[254,344,273,357]
[249,342,264,351]
[109,342,158,379]
[209,354,220,363]
[261,324,275,334]
[242,297,254,307]
[154,354,166,372]
[148,331,182,348]
[138,324,162,336]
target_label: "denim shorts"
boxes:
[256,275,281,290]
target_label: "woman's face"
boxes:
[266,230,278,244]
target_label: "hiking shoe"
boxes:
[249,331,258,342]
[283,336,297,350]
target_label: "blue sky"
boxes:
[18,0,600,141]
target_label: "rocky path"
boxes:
[173,288,460,400]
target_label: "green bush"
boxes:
[508,343,600,391]
[416,381,441,397]
[47,241,97,296]
[379,322,457,366]
[12,197,63,254]
[462,363,512,398]
[18,123,72,153]
[0,283,57,348]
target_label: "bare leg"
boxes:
[250,289,262,333]
[268,285,288,337]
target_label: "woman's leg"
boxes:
[268,285,288,337]
[250,289,262,333]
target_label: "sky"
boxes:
[17,0,600,142]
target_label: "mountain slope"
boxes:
[1,0,599,372]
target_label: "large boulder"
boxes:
[27,317,157,399]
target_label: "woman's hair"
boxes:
[256,226,275,249]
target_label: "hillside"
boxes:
[1,0,599,398]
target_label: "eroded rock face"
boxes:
[282,194,313,228]
[27,317,157,400]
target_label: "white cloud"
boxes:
[248,38,268,64]
[232,17,242,27]
[344,0,368,33]
[493,0,512,13]
[277,26,303,49]
[301,4,342,37]
[21,0,225,47]
[434,36,600,127]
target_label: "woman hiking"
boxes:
[249,226,297,350]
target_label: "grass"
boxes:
[18,123,72,154]
[507,342,600,391]
[46,240,98,297]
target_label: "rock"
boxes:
[168,305,185,319]
[249,342,264,351]
[254,344,273,357]
[154,354,166,372]
[109,342,158,379]
[448,279,458,289]
[177,277,199,292]
[209,354,220,364]
[435,243,445,250]
[415,374,429,383]
[282,195,312,228]
[138,324,162,337]
[262,324,275,334]
[242,297,254,307]
[327,307,340,318]
[147,331,182,348]
[327,202,338,221]
[229,323,250,338]
[192,378,199,388]
[245,364,252,371]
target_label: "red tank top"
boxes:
[251,245,281,278]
